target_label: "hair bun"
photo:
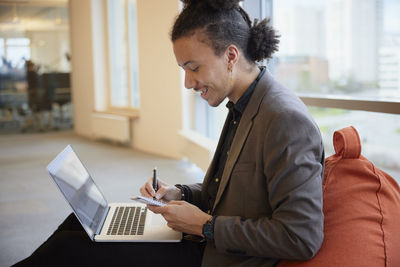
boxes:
[248,18,280,61]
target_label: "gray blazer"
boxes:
[188,70,325,267]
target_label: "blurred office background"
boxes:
[0,1,72,133]
[0,0,399,266]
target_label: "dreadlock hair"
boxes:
[171,0,280,63]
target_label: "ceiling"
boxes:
[0,0,68,32]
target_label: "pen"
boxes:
[152,167,157,199]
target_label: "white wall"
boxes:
[133,0,183,159]
[68,0,185,160]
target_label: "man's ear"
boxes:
[225,45,239,66]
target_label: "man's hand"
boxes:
[148,201,212,236]
[139,177,181,201]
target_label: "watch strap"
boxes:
[202,215,216,240]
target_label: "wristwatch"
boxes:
[202,216,216,240]
[174,184,187,201]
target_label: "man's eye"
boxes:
[191,66,199,72]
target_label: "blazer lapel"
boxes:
[212,72,271,212]
[212,116,253,212]
[201,111,231,196]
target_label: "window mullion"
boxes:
[300,95,400,115]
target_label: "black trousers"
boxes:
[13,213,205,267]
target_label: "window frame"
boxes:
[300,95,400,115]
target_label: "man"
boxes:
[140,1,325,266]
[13,1,324,266]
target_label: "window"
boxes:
[107,0,140,109]
[4,38,31,69]
[191,93,227,141]
[0,3,72,133]
[272,0,400,181]
[273,0,400,102]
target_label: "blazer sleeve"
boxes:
[185,183,203,207]
[213,110,325,260]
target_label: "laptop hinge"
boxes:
[95,206,110,238]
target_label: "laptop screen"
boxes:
[47,145,108,240]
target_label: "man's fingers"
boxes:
[145,181,156,197]
[154,186,167,200]
[167,222,177,230]
[147,204,166,214]
[139,186,152,198]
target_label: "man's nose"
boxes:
[184,71,197,89]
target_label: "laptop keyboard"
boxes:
[107,206,147,236]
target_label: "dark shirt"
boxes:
[180,68,266,210]
[204,67,266,213]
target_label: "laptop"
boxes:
[46,145,182,242]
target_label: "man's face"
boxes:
[173,33,232,107]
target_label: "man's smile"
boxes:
[194,87,209,99]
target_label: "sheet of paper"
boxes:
[130,195,166,207]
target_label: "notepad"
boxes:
[131,196,166,207]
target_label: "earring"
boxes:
[228,66,234,87]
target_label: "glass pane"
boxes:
[273,0,400,101]
[192,93,227,141]
[108,0,129,107]
[0,38,4,67]
[309,107,400,185]
[0,3,72,134]
[6,45,30,68]
[128,0,140,107]
[6,38,30,46]
[193,94,209,136]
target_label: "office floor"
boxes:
[0,131,205,267]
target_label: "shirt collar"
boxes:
[226,67,266,114]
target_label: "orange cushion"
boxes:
[278,126,400,267]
